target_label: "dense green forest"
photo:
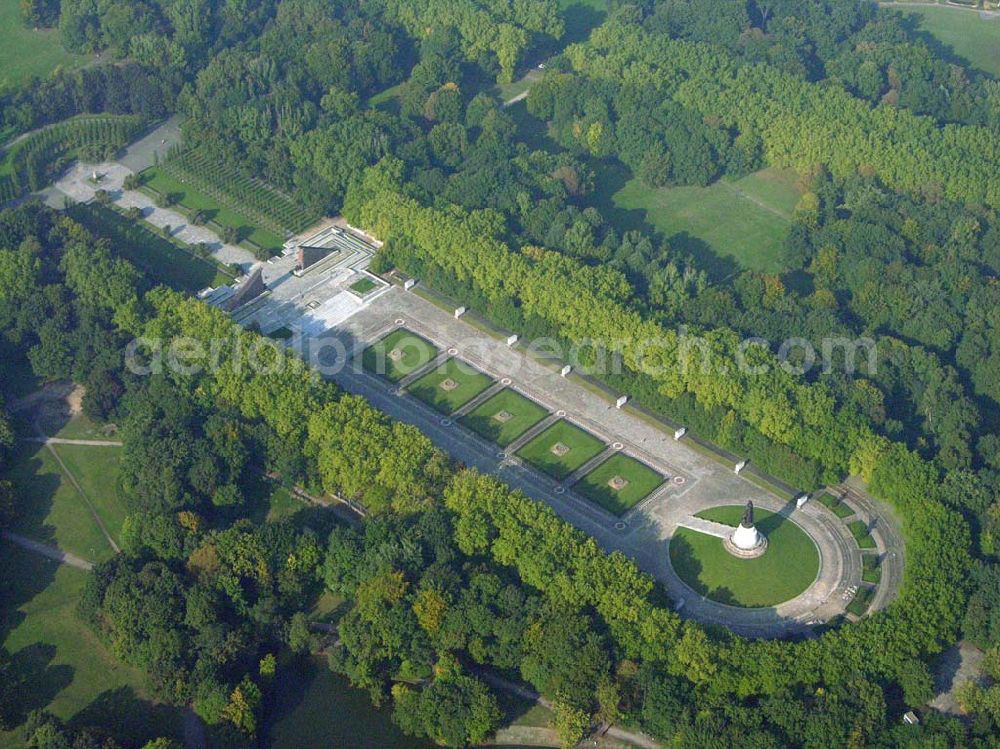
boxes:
[2,0,1000,747]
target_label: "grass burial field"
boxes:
[515,420,606,481]
[407,358,494,414]
[459,389,549,447]
[362,329,438,382]
[609,167,802,275]
[669,506,820,608]
[893,4,1000,78]
[573,453,664,516]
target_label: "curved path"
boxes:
[657,493,862,638]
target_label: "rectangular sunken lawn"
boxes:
[862,553,882,585]
[816,491,854,519]
[362,329,438,383]
[848,520,878,550]
[515,420,606,481]
[460,389,549,447]
[408,358,494,414]
[574,453,664,516]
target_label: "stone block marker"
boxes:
[454,306,466,318]
[616,395,629,409]
[560,365,572,377]
[674,426,687,441]
[796,493,810,509]
[734,459,748,474]
[507,334,519,347]
[404,278,416,290]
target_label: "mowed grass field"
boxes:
[408,358,493,414]
[140,166,285,252]
[0,546,184,749]
[609,167,802,275]
[268,657,434,749]
[460,388,549,447]
[0,0,88,93]
[362,329,439,382]
[669,506,820,608]
[515,420,605,481]
[893,4,1000,78]
[52,445,127,547]
[573,453,664,516]
[6,444,117,564]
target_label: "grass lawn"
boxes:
[669,506,820,608]
[407,358,494,414]
[367,81,407,110]
[52,445,127,546]
[848,520,878,550]
[362,329,439,382]
[0,545,183,749]
[5,443,116,564]
[606,167,802,275]
[48,412,116,442]
[264,486,304,524]
[266,656,434,749]
[515,420,606,481]
[68,203,229,293]
[816,491,855,519]
[460,389,549,447]
[349,277,378,295]
[893,4,1000,78]
[573,453,664,516]
[0,1,88,94]
[862,553,882,585]
[847,585,876,617]
[140,166,285,252]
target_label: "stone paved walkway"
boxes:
[46,160,256,271]
[676,516,734,539]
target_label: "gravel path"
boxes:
[1,531,94,570]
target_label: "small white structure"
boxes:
[506,334,519,347]
[731,522,761,551]
[795,493,810,509]
[674,426,687,441]
[724,501,767,558]
[616,395,628,409]
[404,278,416,290]
[560,365,572,377]
[902,712,919,726]
[734,459,748,474]
[454,306,466,318]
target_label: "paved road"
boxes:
[118,116,183,173]
[2,531,94,570]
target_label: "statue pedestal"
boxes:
[724,524,767,559]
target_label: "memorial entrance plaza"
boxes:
[210,224,904,639]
